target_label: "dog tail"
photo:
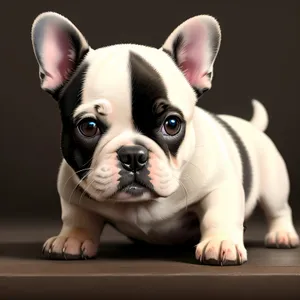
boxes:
[250,99,269,132]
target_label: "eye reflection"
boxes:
[78,119,101,138]
[162,116,181,136]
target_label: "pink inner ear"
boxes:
[42,24,76,90]
[177,23,211,89]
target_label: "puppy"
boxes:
[31,12,299,265]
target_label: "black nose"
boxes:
[117,145,149,172]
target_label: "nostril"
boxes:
[137,150,148,165]
[119,153,131,164]
[117,145,149,171]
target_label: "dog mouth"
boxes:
[120,182,148,197]
[77,172,159,202]
[112,178,159,201]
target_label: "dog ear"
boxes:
[31,12,90,97]
[161,15,221,96]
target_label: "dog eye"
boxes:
[78,119,100,138]
[162,116,181,136]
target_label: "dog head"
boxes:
[31,12,221,202]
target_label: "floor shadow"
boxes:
[0,241,198,264]
[0,239,267,265]
[0,242,44,260]
[98,242,198,264]
[245,240,265,248]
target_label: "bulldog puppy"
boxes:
[31,12,299,265]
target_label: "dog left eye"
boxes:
[78,119,101,138]
[162,116,181,136]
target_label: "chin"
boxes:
[111,192,156,203]
[111,183,157,202]
[84,183,160,203]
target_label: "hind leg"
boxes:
[259,140,299,248]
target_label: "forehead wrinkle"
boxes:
[73,102,97,117]
[75,98,112,114]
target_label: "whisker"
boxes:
[79,177,96,205]
[68,170,92,204]
[62,167,93,196]
[81,157,94,168]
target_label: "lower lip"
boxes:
[121,183,147,197]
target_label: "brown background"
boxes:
[1,2,300,298]
[0,0,299,220]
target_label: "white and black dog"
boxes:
[31,12,299,265]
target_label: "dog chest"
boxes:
[110,211,200,245]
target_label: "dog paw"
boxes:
[42,235,98,260]
[265,231,300,249]
[195,237,247,266]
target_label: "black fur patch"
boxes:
[57,62,106,179]
[129,51,186,157]
[172,33,183,66]
[211,114,253,200]
[117,161,155,194]
[161,48,173,59]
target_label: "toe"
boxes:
[265,231,300,249]
[288,233,300,248]
[265,232,276,248]
[276,232,291,248]
[196,238,247,266]
[51,236,68,254]
[81,240,98,258]
[63,237,82,259]
[219,240,237,265]
[235,244,247,264]
[42,236,57,257]
[202,239,221,264]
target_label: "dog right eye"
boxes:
[77,119,101,138]
[162,116,182,136]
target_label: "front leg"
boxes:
[193,181,247,266]
[42,196,105,260]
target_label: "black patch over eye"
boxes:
[78,119,100,138]
[73,117,104,155]
[162,116,182,136]
[129,51,186,157]
[159,114,186,156]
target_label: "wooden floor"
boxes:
[1,218,300,299]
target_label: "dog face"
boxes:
[31,12,221,202]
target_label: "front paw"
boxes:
[42,232,98,260]
[195,237,247,266]
[265,231,300,249]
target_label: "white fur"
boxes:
[56,96,299,263]
[32,12,299,265]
